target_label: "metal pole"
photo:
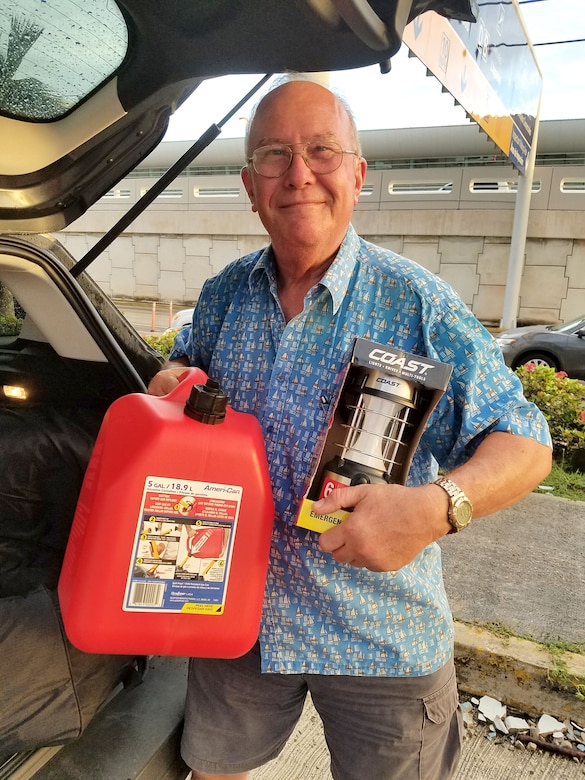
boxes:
[500,103,541,330]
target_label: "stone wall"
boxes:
[60,167,585,326]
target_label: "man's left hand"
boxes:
[313,483,446,572]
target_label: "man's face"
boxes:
[241,81,366,261]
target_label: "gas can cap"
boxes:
[184,378,228,424]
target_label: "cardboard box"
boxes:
[295,338,453,533]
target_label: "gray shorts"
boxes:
[180,643,462,780]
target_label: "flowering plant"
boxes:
[515,365,585,471]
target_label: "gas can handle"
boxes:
[161,366,210,403]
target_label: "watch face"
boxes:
[454,499,473,527]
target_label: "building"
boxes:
[61,118,585,325]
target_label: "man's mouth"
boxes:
[281,200,322,208]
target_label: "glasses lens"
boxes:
[304,141,343,173]
[251,141,347,177]
[253,145,291,177]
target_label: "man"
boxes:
[148,77,552,780]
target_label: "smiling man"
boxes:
[239,81,366,322]
[148,77,552,780]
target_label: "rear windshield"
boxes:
[0,0,127,120]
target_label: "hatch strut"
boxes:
[72,73,272,278]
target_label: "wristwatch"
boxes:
[433,477,473,533]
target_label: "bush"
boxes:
[0,315,23,336]
[516,365,585,471]
[142,331,176,359]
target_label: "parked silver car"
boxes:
[495,315,585,380]
[165,308,195,334]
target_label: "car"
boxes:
[0,0,475,776]
[495,315,585,380]
[165,308,195,334]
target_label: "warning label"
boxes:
[123,477,242,614]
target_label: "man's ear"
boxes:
[354,157,368,206]
[241,165,257,213]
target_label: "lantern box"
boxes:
[295,338,452,533]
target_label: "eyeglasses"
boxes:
[247,141,360,178]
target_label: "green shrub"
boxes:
[142,331,176,359]
[0,315,23,336]
[516,365,585,471]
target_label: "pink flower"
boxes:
[525,363,535,372]
[580,411,585,423]
[556,371,568,378]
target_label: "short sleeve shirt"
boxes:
[171,225,551,677]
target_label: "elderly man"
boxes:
[148,77,552,780]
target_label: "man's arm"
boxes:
[315,431,552,572]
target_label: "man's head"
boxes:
[241,78,367,264]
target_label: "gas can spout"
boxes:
[184,378,228,425]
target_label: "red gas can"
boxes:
[58,367,274,658]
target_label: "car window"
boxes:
[551,316,585,334]
[0,0,127,120]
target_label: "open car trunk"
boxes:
[0,234,164,762]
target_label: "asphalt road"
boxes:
[113,298,182,334]
[440,491,585,646]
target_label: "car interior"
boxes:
[0,1,475,776]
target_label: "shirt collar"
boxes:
[319,224,359,314]
[249,245,278,297]
[248,224,359,314]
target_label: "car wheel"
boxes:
[515,352,559,371]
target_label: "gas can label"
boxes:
[123,476,242,614]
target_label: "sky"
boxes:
[164,0,585,143]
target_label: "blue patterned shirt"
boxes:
[170,225,551,677]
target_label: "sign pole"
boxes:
[500,99,541,330]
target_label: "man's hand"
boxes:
[147,360,190,396]
[313,432,552,572]
[313,483,449,572]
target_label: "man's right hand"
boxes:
[147,360,190,396]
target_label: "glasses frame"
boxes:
[247,140,360,178]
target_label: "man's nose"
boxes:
[284,150,314,181]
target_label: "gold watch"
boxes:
[433,477,473,533]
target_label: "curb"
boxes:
[454,622,585,722]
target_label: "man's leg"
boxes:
[181,643,308,775]
[308,659,462,780]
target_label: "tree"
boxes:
[0,15,65,118]
[0,15,66,319]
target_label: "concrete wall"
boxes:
[60,165,585,325]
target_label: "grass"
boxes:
[536,462,585,502]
